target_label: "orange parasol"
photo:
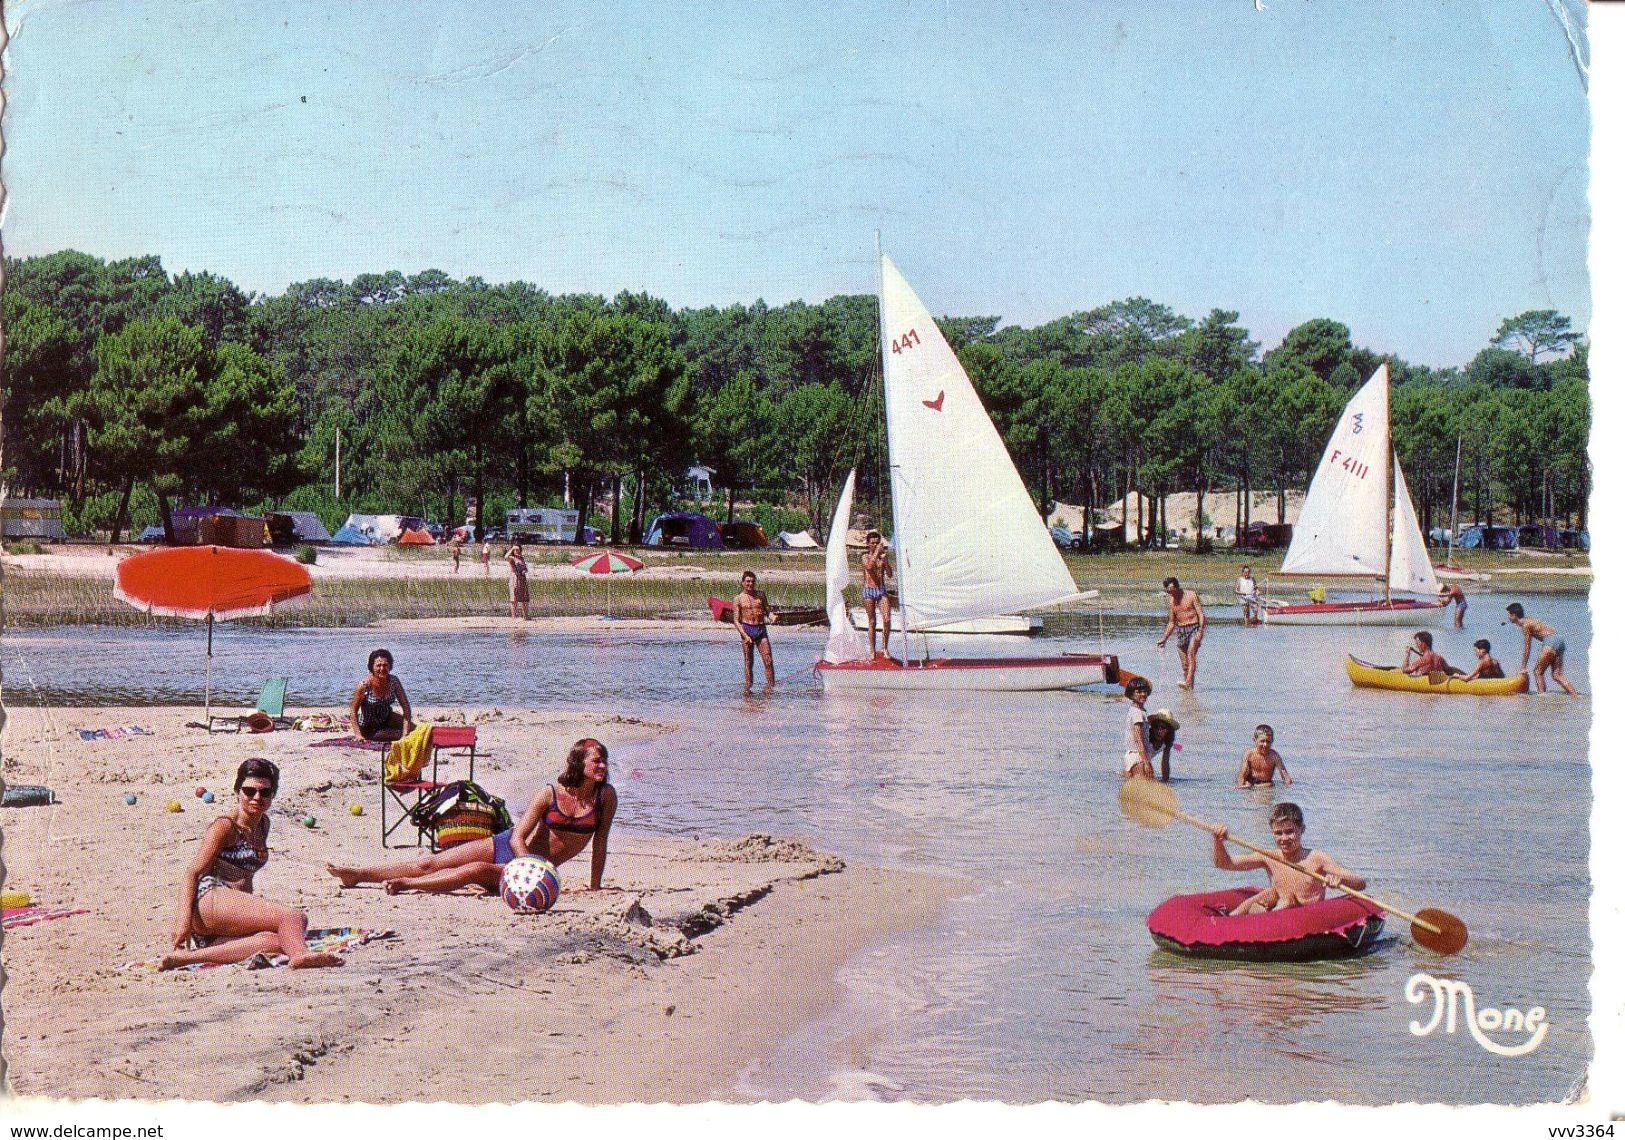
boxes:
[114,546,313,717]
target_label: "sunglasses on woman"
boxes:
[240,785,275,799]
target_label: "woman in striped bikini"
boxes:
[162,759,344,970]
[326,738,618,896]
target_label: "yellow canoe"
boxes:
[1345,655,1528,696]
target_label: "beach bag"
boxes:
[408,780,511,850]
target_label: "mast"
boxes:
[1383,360,1394,604]
[876,233,911,663]
[1447,435,1463,565]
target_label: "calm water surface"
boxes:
[2,592,1591,1103]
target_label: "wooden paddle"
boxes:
[1118,779,1468,955]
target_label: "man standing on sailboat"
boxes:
[1157,577,1206,690]
[861,530,894,660]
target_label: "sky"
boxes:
[0,0,1591,370]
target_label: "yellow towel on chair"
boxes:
[384,724,433,783]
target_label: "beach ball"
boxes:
[202,791,216,803]
[349,803,364,816]
[123,793,138,806]
[500,856,560,915]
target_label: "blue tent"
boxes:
[643,512,724,549]
[330,524,374,545]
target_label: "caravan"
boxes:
[506,507,580,544]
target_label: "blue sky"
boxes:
[1,1,1591,368]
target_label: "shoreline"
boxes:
[0,705,966,1102]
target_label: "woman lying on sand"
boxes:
[327,738,617,895]
[162,759,344,970]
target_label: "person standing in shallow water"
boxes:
[1156,577,1206,689]
[732,570,776,688]
[505,543,530,621]
[1505,602,1579,694]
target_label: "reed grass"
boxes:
[0,546,1583,630]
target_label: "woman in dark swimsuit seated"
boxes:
[326,738,618,895]
[350,648,414,742]
[162,759,344,970]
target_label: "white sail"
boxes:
[822,469,871,664]
[1389,457,1441,596]
[879,256,1080,629]
[1277,364,1392,579]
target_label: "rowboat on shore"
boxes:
[1345,655,1529,696]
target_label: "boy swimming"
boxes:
[1210,802,1364,915]
[1236,724,1292,788]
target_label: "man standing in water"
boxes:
[1505,602,1580,694]
[861,530,894,660]
[732,571,776,688]
[1156,576,1206,689]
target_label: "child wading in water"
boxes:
[1210,802,1364,915]
[1237,724,1292,788]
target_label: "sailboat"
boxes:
[814,254,1123,691]
[1261,364,1449,626]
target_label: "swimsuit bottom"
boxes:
[1545,636,1566,657]
[740,622,768,642]
[862,586,887,602]
[196,875,234,902]
[491,828,515,866]
[1176,622,1201,650]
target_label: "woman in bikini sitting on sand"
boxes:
[162,759,344,970]
[327,738,617,895]
[350,648,414,742]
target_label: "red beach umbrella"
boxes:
[114,545,313,717]
[570,551,644,618]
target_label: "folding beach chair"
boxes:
[381,725,478,849]
[208,678,291,733]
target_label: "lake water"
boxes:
[1,591,1592,1103]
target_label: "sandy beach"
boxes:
[0,704,963,1103]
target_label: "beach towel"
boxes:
[3,905,90,930]
[77,726,154,741]
[384,723,433,782]
[117,928,395,972]
[308,736,387,750]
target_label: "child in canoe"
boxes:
[1461,638,1505,681]
[1237,724,1292,788]
[1210,802,1364,915]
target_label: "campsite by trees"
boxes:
[1,249,1591,548]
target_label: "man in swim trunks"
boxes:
[861,530,894,659]
[1236,565,1259,625]
[1505,602,1580,694]
[1156,577,1206,689]
[1211,802,1365,915]
[1438,582,1467,628]
[732,570,776,688]
[1400,630,1452,676]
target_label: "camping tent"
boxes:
[275,511,332,543]
[774,530,820,549]
[720,521,768,549]
[643,512,724,549]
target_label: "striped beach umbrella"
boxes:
[571,551,644,618]
[114,545,312,717]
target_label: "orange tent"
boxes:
[398,528,434,545]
